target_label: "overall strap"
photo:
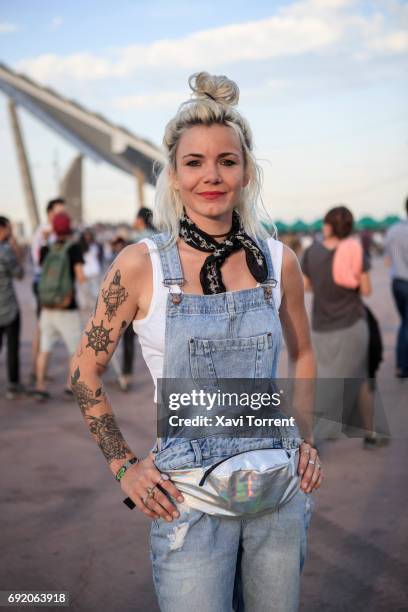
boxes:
[149,232,185,288]
[255,236,281,307]
[256,236,277,285]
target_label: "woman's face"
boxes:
[171,124,249,227]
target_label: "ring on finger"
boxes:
[142,495,151,508]
[308,459,315,465]
[146,486,157,500]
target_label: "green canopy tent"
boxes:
[381,215,401,228]
[274,220,290,234]
[261,221,290,235]
[264,215,402,236]
[356,216,382,231]
[288,220,309,233]
[309,218,323,232]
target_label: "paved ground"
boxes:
[1,256,407,611]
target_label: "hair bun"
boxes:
[188,71,239,106]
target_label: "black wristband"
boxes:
[123,497,136,510]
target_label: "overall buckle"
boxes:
[261,279,277,301]
[166,283,183,304]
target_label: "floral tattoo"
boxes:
[70,367,104,416]
[87,413,132,463]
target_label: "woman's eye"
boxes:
[185,159,237,167]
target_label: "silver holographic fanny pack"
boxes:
[165,448,300,517]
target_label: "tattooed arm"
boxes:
[69,243,146,476]
[70,243,185,521]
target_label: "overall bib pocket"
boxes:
[188,332,274,387]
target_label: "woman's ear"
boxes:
[168,167,179,191]
[242,171,250,188]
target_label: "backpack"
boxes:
[38,241,74,308]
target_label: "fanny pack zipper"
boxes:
[198,448,291,487]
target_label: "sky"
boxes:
[0,0,407,231]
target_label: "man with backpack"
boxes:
[33,212,85,400]
[30,197,66,384]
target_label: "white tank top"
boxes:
[133,237,284,400]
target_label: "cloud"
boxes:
[16,53,115,81]
[50,16,63,31]
[0,22,20,33]
[366,30,408,54]
[15,0,356,81]
[113,77,290,111]
[12,0,408,112]
[115,15,340,73]
[113,90,186,111]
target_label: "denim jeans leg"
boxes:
[150,504,240,611]
[237,490,313,612]
[392,278,408,374]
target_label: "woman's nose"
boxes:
[203,162,222,183]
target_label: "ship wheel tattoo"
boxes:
[85,320,114,355]
[102,270,129,321]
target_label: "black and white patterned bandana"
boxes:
[179,210,268,294]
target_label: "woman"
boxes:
[301,206,372,440]
[70,72,322,611]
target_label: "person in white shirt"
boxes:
[77,228,104,316]
[384,198,408,378]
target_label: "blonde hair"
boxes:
[153,72,270,240]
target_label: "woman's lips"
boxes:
[197,192,226,200]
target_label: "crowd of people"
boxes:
[1,197,407,414]
[0,200,157,400]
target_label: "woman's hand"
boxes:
[120,453,185,521]
[298,442,323,493]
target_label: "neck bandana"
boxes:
[179,210,268,294]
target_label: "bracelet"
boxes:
[115,457,139,482]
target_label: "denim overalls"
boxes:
[148,233,312,612]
